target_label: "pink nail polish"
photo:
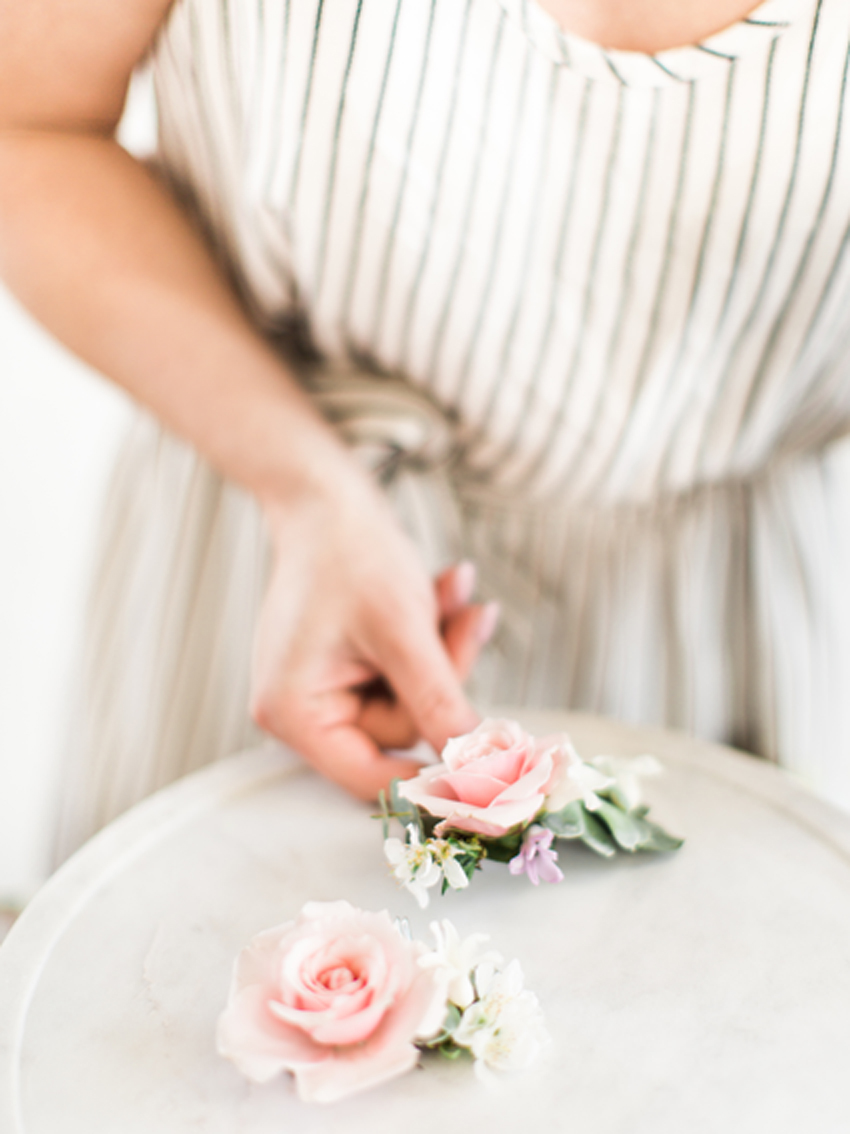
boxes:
[476,601,500,644]
[453,560,477,606]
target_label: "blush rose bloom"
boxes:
[216,901,448,1103]
[398,718,571,838]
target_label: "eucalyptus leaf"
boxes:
[579,806,618,858]
[540,800,585,838]
[601,783,634,814]
[632,815,684,852]
[389,778,423,838]
[594,799,645,851]
[441,1003,462,1037]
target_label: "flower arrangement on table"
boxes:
[217,900,546,1104]
[380,718,683,907]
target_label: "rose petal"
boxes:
[492,749,553,805]
[231,923,293,992]
[439,769,510,807]
[378,964,449,1045]
[272,993,391,1046]
[435,792,546,837]
[216,986,324,1082]
[468,747,529,781]
[441,719,527,771]
[293,1042,419,1104]
[435,814,512,838]
[291,966,448,1103]
[398,770,461,812]
[269,982,372,1028]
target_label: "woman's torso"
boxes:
[152,0,850,505]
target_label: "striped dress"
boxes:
[55,0,850,858]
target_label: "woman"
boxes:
[3,0,850,860]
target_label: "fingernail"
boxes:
[476,601,500,644]
[453,560,477,606]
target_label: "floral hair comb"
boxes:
[379,718,682,907]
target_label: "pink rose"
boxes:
[398,718,564,838]
[216,901,448,1103]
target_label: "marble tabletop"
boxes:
[2,711,850,1134]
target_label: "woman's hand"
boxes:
[252,483,498,799]
[0,0,500,803]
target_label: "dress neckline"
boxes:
[495,0,813,86]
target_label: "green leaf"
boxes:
[579,806,618,858]
[593,799,645,852]
[601,783,636,813]
[420,1003,462,1047]
[540,800,585,838]
[481,828,525,863]
[632,815,684,853]
[452,839,485,879]
[438,1041,464,1060]
[389,778,424,838]
[440,1003,462,1038]
[376,789,390,840]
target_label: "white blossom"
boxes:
[453,959,548,1073]
[384,827,442,909]
[590,754,662,812]
[430,839,470,892]
[561,761,614,812]
[419,919,502,1009]
[543,736,614,813]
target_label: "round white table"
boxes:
[2,712,850,1134]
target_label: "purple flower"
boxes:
[508,826,564,886]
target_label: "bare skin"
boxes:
[0,0,490,800]
[536,0,763,52]
[0,0,758,800]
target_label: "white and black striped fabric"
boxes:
[54,0,850,859]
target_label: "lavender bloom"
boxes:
[508,825,564,886]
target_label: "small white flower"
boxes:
[590,754,662,812]
[563,761,614,812]
[472,956,525,1003]
[543,737,613,813]
[453,959,548,1073]
[430,839,470,892]
[464,996,549,1077]
[419,919,502,1009]
[384,827,442,909]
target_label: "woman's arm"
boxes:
[0,0,488,797]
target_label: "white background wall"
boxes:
[0,295,131,901]
[0,76,155,903]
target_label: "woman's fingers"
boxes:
[297,720,421,799]
[255,679,421,797]
[355,600,499,750]
[366,602,481,755]
[435,560,476,619]
[357,565,492,749]
[442,600,500,682]
[253,537,491,798]
[356,690,420,750]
